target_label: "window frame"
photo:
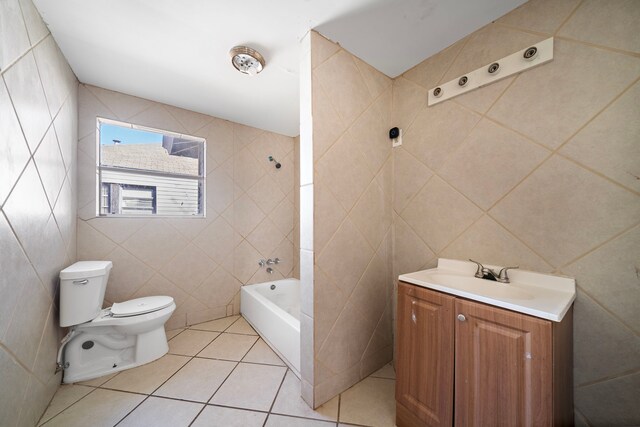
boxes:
[95,117,206,218]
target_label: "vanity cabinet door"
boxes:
[396,282,455,427]
[454,298,553,427]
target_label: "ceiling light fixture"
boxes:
[229,46,265,76]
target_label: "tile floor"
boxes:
[38,315,397,427]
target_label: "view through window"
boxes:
[97,118,206,216]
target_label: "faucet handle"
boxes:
[258,259,266,267]
[498,266,519,283]
[468,259,485,278]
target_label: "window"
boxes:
[96,118,205,217]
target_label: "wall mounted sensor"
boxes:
[389,127,402,148]
[268,156,281,169]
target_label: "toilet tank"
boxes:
[59,261,113,327]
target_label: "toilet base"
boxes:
[62,326,169,384]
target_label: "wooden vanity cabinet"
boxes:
[396,281,573,427]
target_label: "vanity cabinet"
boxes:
[396,281,573,427]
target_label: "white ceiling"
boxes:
[34,0,525,137]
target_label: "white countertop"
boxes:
[398,258,576,322]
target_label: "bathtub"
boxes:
[240,278,300,376]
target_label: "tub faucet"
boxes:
[469,259,518,284]
[266,267,274,274]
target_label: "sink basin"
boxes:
[398,258,575,322]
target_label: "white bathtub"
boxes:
[241,278,300,376]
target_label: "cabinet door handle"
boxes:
[457,314,466,322]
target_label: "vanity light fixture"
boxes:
[229,46,265,76]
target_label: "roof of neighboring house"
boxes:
[101,144,199,176]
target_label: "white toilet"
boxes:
[58,260,176,383]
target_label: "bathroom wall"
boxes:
[76,85,295,330]
[0,0,78,424]
[309,31,394,406]
[392,1,640,425]
[293,135,300,279]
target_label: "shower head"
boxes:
[268,156,281,169]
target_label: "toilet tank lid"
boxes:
[60,261,113,280]
[111,296,174,317]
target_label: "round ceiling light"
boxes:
[229,46,265,76]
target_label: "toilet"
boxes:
[58,260,176,383]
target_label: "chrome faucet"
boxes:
[266,258,280,265]
[469,259,518,284]
[266,267,274,274]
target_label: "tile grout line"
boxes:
[45,316,240,425]
[37,386,99,426]
[262,367,289,427]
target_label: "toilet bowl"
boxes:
[58,261,176,384]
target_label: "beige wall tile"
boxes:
[0,0,30,69]
[401,176,482,253]
[490,155,640,267]
[563,226,640,334]
[159,244,216,295]
[402,100,481,172]
[439,118,549,210]
[311,31,340,69]
[497,0,581,35]
[488,39,640,149]
[316,218,374,298]
[453,77,514,114]
[558,0,640,54]
[393,148,432,213]
[313,181,347,254]
[0,347,30,426]
[560,81,640,193]
[571,291,640,385]
[402,37,467,90]
[3,51,51,151]
[0,81,31,205]
[351,180,391,251]
[575,372,640,426]
[314,50,373,126]
[316,133,374,211]
[392,77,427,133]
[442,215,553,273]
[102,246,154,303]
[352,55,392,100]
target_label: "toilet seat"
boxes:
[111,296,174,317]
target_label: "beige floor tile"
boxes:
[166,328,185,340]
[168,329,219,356]
[339,377,396,427]
[154,358,236,402]
[198,333,258,361]
[38,385,94,425]
[265,414,336,426]
[191,405,267,427]
[77,372,119,387]
[242,339,285,366]
[272,370,338,421]
[226,316,258,335]
[370,363,395,379]
[118,396,203,427]
[190,315,240,332]
[44,389,145,427]
[102,354,190,394]
[210,362,287,411]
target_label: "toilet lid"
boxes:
[111,296,174,317]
